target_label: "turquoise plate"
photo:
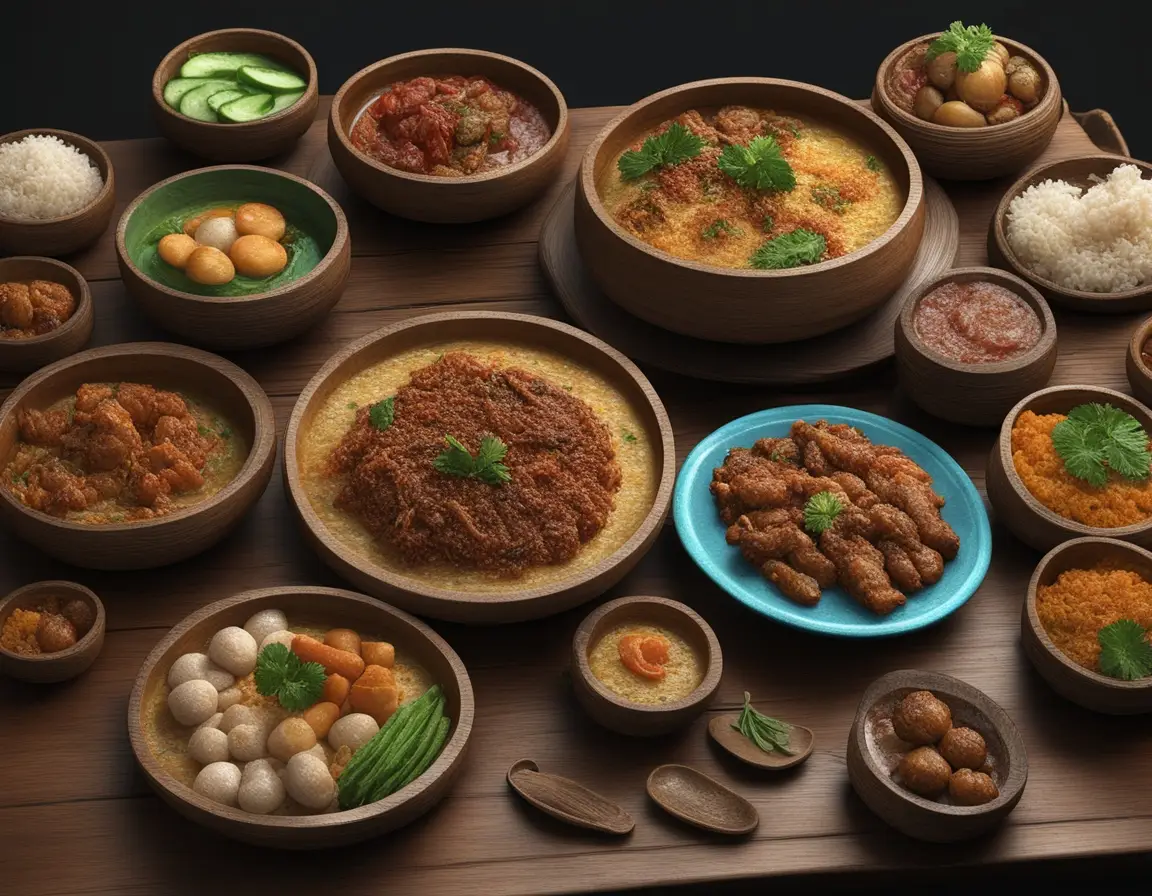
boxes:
[673,405,992,638]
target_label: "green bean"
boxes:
[371,700,446,801]
[398,715,451,791]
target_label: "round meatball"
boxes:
[208,626,258,676]
[168,679,219,726]
[193,761,242,807]
[892,690,952,745]
[188,726,230,765]
[949,769,999,806]
[243,608,288,647]
[285,752,335,810]
[938,727,987,771]
[238,758,286,815]
[897,746,952,797]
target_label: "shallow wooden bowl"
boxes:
[871,33,1061,181]
[1024,537,1152,714]
[328,48,570,223]
[988,155,1152,313]
[986,385,1152,553]
[847,669,1027,842]
[0,257,94,374]
[894,266,1057,426]
[0,129,116,257]
[0,581,105,683]
[0,342,276,569]
[128,585,474,849]
[571,596,722,736]
[575,78,925,345]
[151,28,319,163]
[115,165,350,350]
[1126,315,1152,406]
[285,311,675,623]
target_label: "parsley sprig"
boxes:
[718,135,795,192]
[750,228,826,270]
[803,491,843,535]
[618,122,706,181]
[254,643,326,712]
[1051,403,1152,487]
[1098,620,1152,681]
[433,434,512,485]
[369,396,395,432]
[926,21,995,73]
[733,691,794,755]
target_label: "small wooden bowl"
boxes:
[0,129,116,257]
[894,266,1057,426]
[128,585,474,848]
[115,165,350,350]
[328,48,570,223]
[847,669,1027,842]
[988,155,1152,313]
[1024,537,1152,714]
[571,596,722,736]
[986,385,1152,553]
[872,34,1062,181]
[151,28,319,163]
[0,581,105,683]
[0,342,276,569]
[0,257,94,374]
[575,78,925,345]
[1126,315,1152,407]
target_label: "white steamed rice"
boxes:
[1005,163,1152,293]
[0,134,104,221]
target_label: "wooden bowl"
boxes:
[128,585,474,848]
[988,154,1152,313]
[986,385,1152,553]
[575,78,925,345]
[1126,315,1152,407]
[0,257,94,374]
[0,129,116,257]
[894,266,1057,426]
[151,28,319,163]
[1024,537,1152,714]
[0,581,105,683]
[0,342,276,569]
[571,596,722,736]
[846,669,1027,842]
[871,33,1062,181]
[115,165,350,350]
[328,48,570,223]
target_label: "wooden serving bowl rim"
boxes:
[990,154,1152,305]
[329,47,570,186]
[994,384,1152,540]
[1025,536,1152,695]
[0,256,92,349]
[150,28,319,132]
[873,32,1062,135]
[850,669,1028,818]
[0,128,115,227]
[114,164,349,306]
[283,310,677,615]
[0,341,277,536]
[126,585,475,833]
[897,265,1056,375]
[1127,314,1152,384]
[571,595,723,718]
[0,580,104,667]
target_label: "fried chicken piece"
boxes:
[28,280,74,321]
[803,440,829,475]
[17,408,69,446]
[871,451,935,486]
[821,531,906,615]
[726,470,792,511]
[791,420,875,479]
[714,105,762,143]
[0,282,33,329]
[65,399,143,472]
[763,559,821,606]
[26,462,96,516]
[128,465,171,509]
[728,520,837,588]
[831,471,879,508]
[674,110,723,144]
[116,384,189,431]
[74,384,115,413]
[867,472,959,560]
[153,414,215,469]
[743,507,804,529]
[750,437,800,465]
[868,503,922,547]
[879,540,922,593]
[147,442,205,493]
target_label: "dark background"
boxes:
[2,0,1149,158]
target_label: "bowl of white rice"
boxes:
[0,129,116,258]
[989,154,1152,312]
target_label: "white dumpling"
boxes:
[227,723,268,762]
[208,627,258,676]
[188,727,231,765]
[284,752,335,810]
[193,761,242,806]
[194,215,239,253]
[327,713,379,753]
[259,630,296,652]
[238,758,286,815]
[168,679,218,726]
[167,652,234,691]
[244,609,288,647]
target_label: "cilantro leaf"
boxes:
[750,228,826,270]
[1052,403,1151,486]
[254,642,326,711]
[1098,620,1152,681]
[433,434,511,486]
[865,154,882,172]
[811,185,851,213]
[622,429,638,443]
[254,642,291,696]
[926,21,995,73]
[368,396,395,432]
[701,219,742,240]
[803,490,843,535]
[1051,416,1108,487]
[618,122,706,181]
[717,135,795,192]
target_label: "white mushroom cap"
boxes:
[167,652,234,691]
[188,727,231,765]
[327,713,379,753]
[193,761,242,806]
[284,752,335,810]
[238,758,286,815]
[168,679,219,726]
[259,630,296,652]
[208,627,258,677]
[216,686,243,712]
[244,609,288,647]
[227,723,268,762]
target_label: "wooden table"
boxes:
[2,101,1151,896]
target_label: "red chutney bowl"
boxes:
[895,266,1057,427]
[327,48,570,224]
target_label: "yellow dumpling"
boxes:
[235,203,286,241]
[230,234,288,278]
[158,233,197,269]
[185,246,236,285]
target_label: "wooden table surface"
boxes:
[3,100,1151,896]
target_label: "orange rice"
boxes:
[1011,410,1152,527]
[0,608,42,656]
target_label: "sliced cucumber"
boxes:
[268,90,304,115]
[163,77,223,108]
[207,89,249,113]
[179,82,240,122]
[236,65,307,94]
[180,51,283,79]
[218,93,275,123]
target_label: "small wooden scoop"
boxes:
[646,764,758,835]
[708,714,814,771]
[507,759,634,835]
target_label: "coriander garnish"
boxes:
[622,429,638,443]
[926,21,995,73]
[750,228,826,270]
[803,490,842,535]
[254,642,326,711]
[433,434,512,486]
[733,691,794,755]
[1050,403,1152,487]
[346,401,358,410]
[701,219,742,240]
[811,185,850,213]
[865,154,882,172]
[1098,620,1152,681]
[618,122,706,181]
[368,396,395,432]
[717,135,795,192]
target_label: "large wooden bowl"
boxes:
[284,311,676,624]
[1023,537,1152,714]
[0,257,94,374]
[151,28,319,163]
[894,266,1057,426]
[328,48,570,223]
[872,33,1062,181]
[127,586,475,848]
[574,78,925,345]
[115,165,350,350]
[986,385,1152,553]
[0,581,105,683]
[988,155,1152,313]
[0,343,276,569]
[1126,315,1152,407]
[0,129,116,257]
[847,669,1027,842]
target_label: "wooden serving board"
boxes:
[2,102,1151,896]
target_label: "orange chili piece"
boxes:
[618,633,670,680]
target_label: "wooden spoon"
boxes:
[645,764,758,835]
[708,712,814,771]
[507,759,634,835]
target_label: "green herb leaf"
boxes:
[717,135,795,192]
[369,397,395,432]
[1051,403,1151,486]
[761,215,774,233]
[346,401,358,410]
[732,691,794,755]
[254,642,290,697]
[926,21,995,73]
[750,228,826,270]
[618,122,706,181]
[865,154,882,171]
[1098,620,1152,681]
[433,434,512,486]
[811,185,851,213]
[803,490,843,535]
[197,424,212,437]
[701,219,743,240]
[218,427,232,439]
[254,642,326,711]
[622,429,638,443]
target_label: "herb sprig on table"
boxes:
[1051,403,1152,487]
[926,21,995,73]
[803,490,843,535]
[433,435,512,485]
[750,228,827,271]
[1098,619,1152,681]
[618,122,706,180]
[733,691,794,755]
[254,643,326,712]
[717,135,796,192]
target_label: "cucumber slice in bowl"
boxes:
[207,89,249,113]
[180,52,283,79]
[268,91,305,115]
[164,77,234,109]
[179,82,238,122]
[237,65,307,94]
[218,93,275,123]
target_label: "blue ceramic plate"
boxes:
[673,405,992,638]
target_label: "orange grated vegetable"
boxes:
[1,608,43,656]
